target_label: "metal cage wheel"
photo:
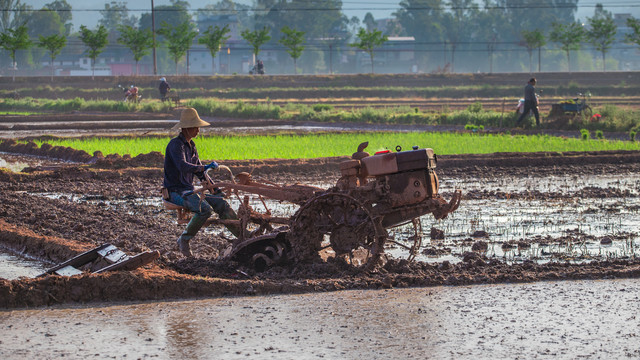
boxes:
[287,193,386,269]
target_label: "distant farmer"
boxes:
[516,77,540,126]
[124,85,139,102]
[163,107,241,257]
[159,77,170,99]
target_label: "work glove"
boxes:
[204,161,218,171]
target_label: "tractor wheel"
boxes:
[287,192,386,269]
[581,105,593,119]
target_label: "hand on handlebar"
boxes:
[204,161,219,171]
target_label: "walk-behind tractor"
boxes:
[164,142,461,271]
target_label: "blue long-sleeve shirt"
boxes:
[159,80,170,95]
[524,83,536,102]
[163,133,205,193]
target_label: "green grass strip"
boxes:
[30,132,640,161]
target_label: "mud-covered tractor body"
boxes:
[167,142,460,271]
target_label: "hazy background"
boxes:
[7,0,640,74]
[24,0,640,31]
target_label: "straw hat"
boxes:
[173,108,210,130]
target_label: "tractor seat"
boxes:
[163,199,191,224]
[163,199,185,211]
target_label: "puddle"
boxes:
[0,251,47,280]
[443,173,640,194]
[0,152,75,171]
[1,278,638,358]
[0,155,31,173]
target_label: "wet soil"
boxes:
[1,140,640,308]
[2,110,636,143]
[2,279,639,359]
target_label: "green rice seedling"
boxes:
[595,130,604,140]
[26,131,640,161]
[186,98,282,119]
[312,104,334,112]
[630,131,636,142]
[466,101,483,113]
[580,129,590,140]
[0,111,41,115]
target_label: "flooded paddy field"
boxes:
[2,143,640,358]
[24,171,640,266]
[1,147,640,295]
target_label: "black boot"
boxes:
[220,207,246,241]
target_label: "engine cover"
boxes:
[383,170,435,208]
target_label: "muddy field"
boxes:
[3,279,639,359]
[2,135,640,309]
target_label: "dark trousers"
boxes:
[517,100,540,126]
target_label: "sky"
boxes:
[23,0,640,30]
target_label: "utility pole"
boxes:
[443,40,447,70]
[329,44,333,75]
[151,0,157,75]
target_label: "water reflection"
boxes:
[2,279,639,359]
[0,252,47,279]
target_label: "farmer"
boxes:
[516,77,540,126]
[159,77,171,100]
[163,107,241,257]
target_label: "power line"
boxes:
[3,3,640,13]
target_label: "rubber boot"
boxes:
[220,206,245,241]
[176,236,193,257]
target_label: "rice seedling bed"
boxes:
[31,132,640,160]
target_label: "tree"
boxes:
[79,25,109,79]
[0,0,32,32]
[348,16,361,36]
[586,9,616,71]
[0,25,31,80]
[196,0,252,30]
[350,27,388,74]
[472,1,509,74]
[395,0,445,71]
[625,16,640,50]
[241,27,271,65]
[442,0,478,73]
[139,0,191,31]
[279,26,305,74]
[363,12,376,31]
[44,0,72,35]
[99,1,137,33]
[117,25,153,76]
[252,0,348,73]
[26,9,64,38]
[520,29,546,73]
[37,33,66,81]
[198,24,231,75]
[156,21,198,75]
[255,0,347,41]
[549,22,584,72]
